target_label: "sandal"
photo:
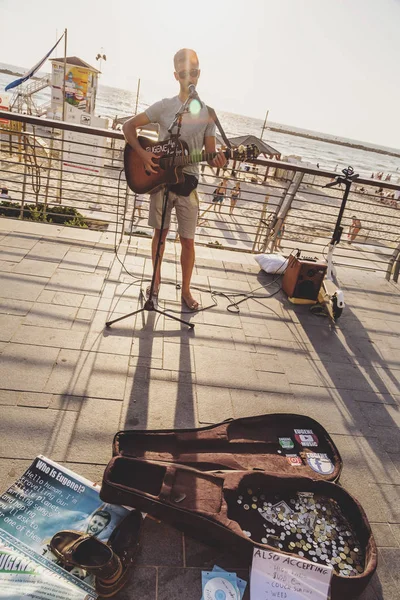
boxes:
[50,509,143,598]
[96,509,143,598]
[181,295,200,311]
[49,530,88,563]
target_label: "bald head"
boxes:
[173,48,199,71]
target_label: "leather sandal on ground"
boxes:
[181,295,200,311]
[50,532,117,578]
[96,509,143,598]
[49,530,88,563]
[50,509,143,598]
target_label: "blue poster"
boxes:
[0,456,130,599]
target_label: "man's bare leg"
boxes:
[151,228,169,293]
[180,236,198,309]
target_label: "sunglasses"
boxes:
[177,68,200,79]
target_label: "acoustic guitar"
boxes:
[124,136,259,194]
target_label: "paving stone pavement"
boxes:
[0,219,399,599]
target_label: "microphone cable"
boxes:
[113,166,151,285]
[110,164,296,317]
[99,167,153,318]
[157,250,297,315]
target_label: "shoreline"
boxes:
[266,126,400,160]
[0,68,39,80]
[1,65,398,168]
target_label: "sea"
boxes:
[1,63,399,180]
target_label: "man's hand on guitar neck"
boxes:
[208,150,227,169]
[204,136,227,169]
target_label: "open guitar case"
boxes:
[100,414,377,598]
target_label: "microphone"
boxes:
[188,84,202,106]
[188,83,200,101]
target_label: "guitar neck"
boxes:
[160,149,229,168]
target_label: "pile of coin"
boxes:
[234,487,364,577]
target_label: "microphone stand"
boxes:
[106,94,196,330]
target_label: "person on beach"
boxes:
[348,215,361,242]
[122,49,226,311]
[0,187,11,199]
[229,180,241,215]
[275,221,285,250]
[212,177,228,214]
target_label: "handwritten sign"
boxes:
[250,549,333,600]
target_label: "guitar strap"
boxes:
[169,106,231,197]
[206,106,232,149]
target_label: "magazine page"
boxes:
[0,456,130,599]
[0,538,93,600]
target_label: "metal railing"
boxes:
[1,111,400,279]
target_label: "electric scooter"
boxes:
[311,166,359,321]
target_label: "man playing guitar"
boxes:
[122,48,227,311]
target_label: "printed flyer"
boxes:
[0,456,129,599]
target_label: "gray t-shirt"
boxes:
[145,96,216,177]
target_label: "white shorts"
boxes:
[148,187,199,239]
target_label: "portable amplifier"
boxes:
[282,255,327,301]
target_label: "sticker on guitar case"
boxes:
[294,429,319,447]
[306,453,334,475]
[286,454,303,466]
[279,437,294,449]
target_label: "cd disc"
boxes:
[203,577,239,600]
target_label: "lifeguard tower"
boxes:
[49,56,101,119]
[9,56,101,122]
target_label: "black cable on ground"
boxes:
[111,171,300,318]
[113,167,151,286]
[157,251,297,315]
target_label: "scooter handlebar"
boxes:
[324,180,340,188]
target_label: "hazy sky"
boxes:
[1,0,399,148]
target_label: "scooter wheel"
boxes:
[309,303,327,317]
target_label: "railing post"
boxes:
[262,170,304,253]
[121,183,130,244]
[110,137,116,168]
[252,194,270,253]
[19,129,28,220]
[386,243,400,281]
[394,255,400,283]
[43,135,55,216]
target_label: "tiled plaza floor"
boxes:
[0,219,399,599]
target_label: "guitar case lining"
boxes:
[113,413,342,482]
